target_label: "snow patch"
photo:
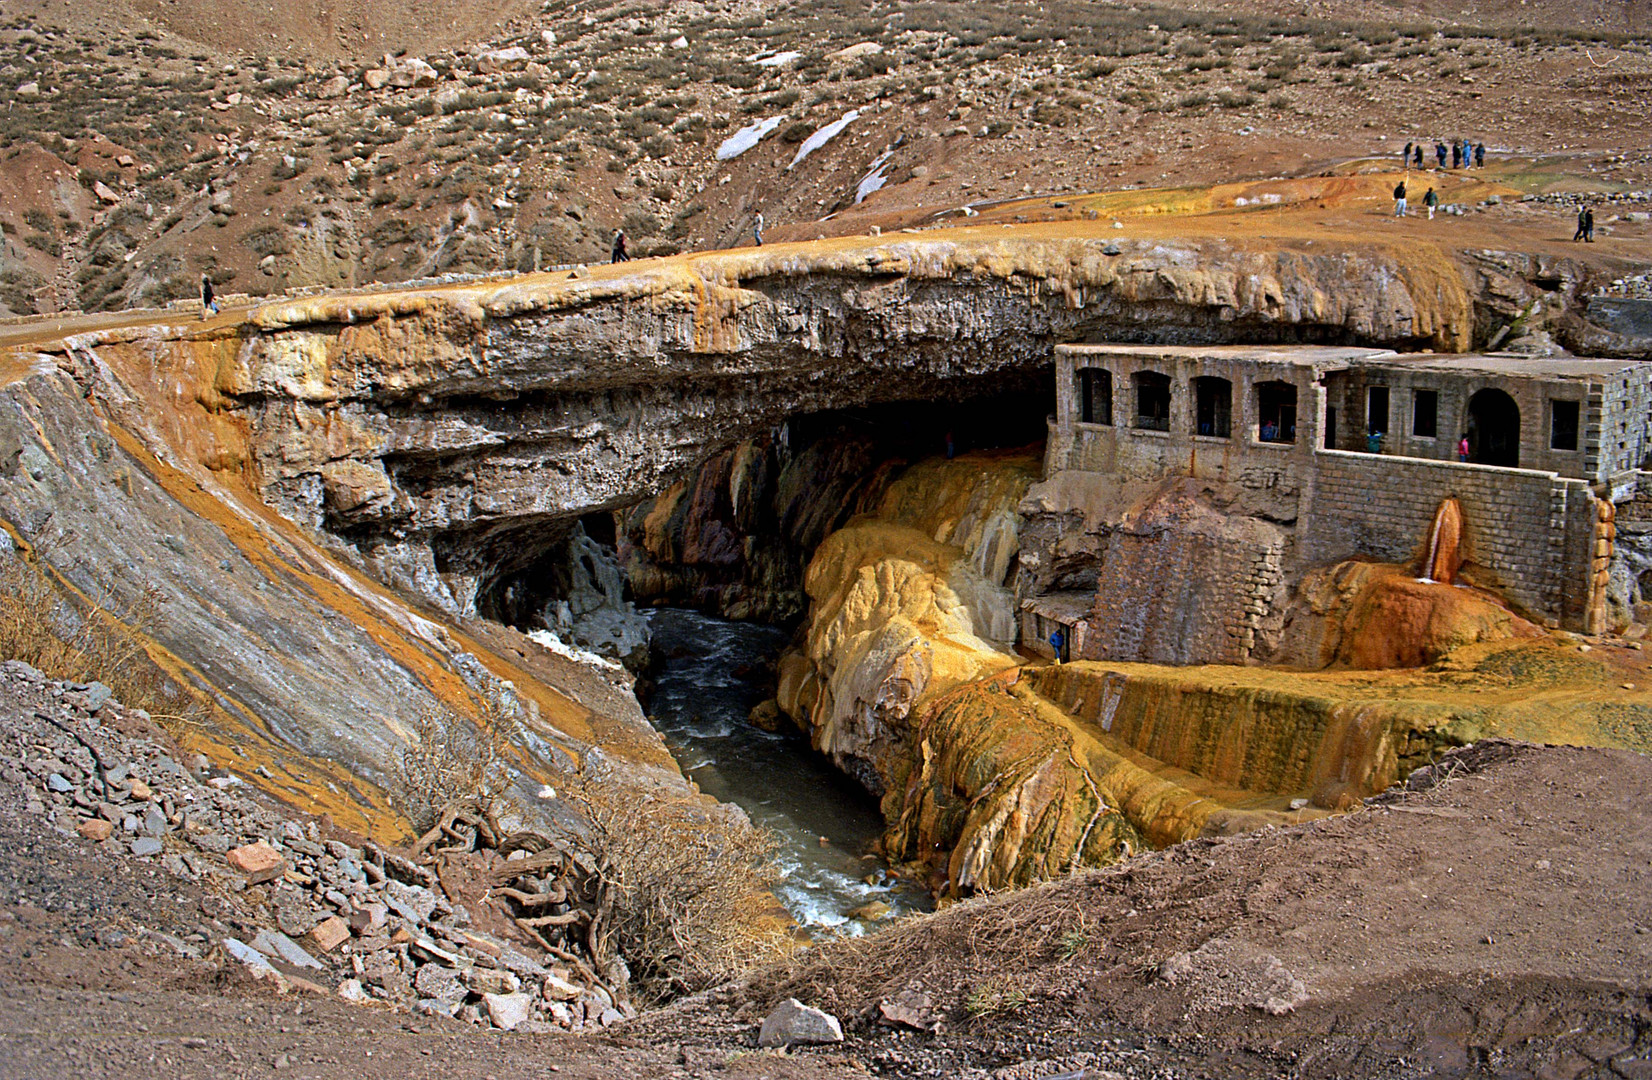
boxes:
[527,629,624,672]
[750,50,801,67]
[855,150,894,203]
[717,116,784,161]
[789,110,859,171]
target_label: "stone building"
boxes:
[1024,344,1650,661]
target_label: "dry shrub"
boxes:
[0,549,211,733]
[389,692,521,835]
[558,764,785,1003]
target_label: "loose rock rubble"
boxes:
[0,658,632,1034]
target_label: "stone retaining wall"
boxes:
[1303,449,1597,627]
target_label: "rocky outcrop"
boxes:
[620,428,901,623]
[1270,560,1544,670]
[34,227,1504,627]
[0,361,680,838]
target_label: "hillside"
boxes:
[0,0,1648,316]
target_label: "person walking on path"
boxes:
[1403,141,1413,167]
[1435,142,1448,168]
[1414,144,1423,168]
[610,229,629,263]
[200,275,217,319]
[1575,205,1595,243]
[1424,186,1438,220]
[753,212,764,247]
[1452,141,1462,169]
[1393,180,1408,217]
[1475,142,1485,168]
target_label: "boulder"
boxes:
[483,991,534,1031]
[388,58,438,89]
[316,75,351,98]
[226,840,285,884]
[363,68,390,90]
[465,967,520,996]
[476,47,531,75]
[413,963,466,1006]
[757,998,843,1047]
[77,818,113,841]
[828,42,883,62]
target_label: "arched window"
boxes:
[1193,376,1232,438]
[1134,370,1171,431]
[1256,381,1297,444]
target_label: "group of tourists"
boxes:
[1574,204,1597,243]
[1402,139,1487,170]
[1391,180,1441,218]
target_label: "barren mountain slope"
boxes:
[0,0,1647,318]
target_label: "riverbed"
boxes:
[642,608,928,935]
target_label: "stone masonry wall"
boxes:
[1303,450,1596,628]
[1083,521,1289,665]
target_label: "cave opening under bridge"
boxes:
[476,369,1057,640]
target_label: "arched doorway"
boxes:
[1467,388,1521,467]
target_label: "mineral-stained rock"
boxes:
[310,916,350,952]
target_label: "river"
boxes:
[641,608,928,935]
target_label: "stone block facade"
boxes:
[1038,344,1637,640]
[1324,354,1652,481]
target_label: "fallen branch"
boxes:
[518,909,591,928]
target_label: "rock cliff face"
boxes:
[0,359,680,841]
[50,225,1517,625]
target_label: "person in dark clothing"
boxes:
[1393,180,1408,217]
[1436,142,1448,168]
[1414,144,1424,168]
[1575,205,1595,242]
[1403,141,1413,166]
[1452,141,1461,169]
[1048,627,1066,664]
[1475,142,1485,167]
[1423,186,1438,219]
[200,275,217,319]
[611,229,629,263]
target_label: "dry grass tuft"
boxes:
[389,691,521,835]
[0,548,212,735]
[557,762,787,1004]
[747,874,1099,1020]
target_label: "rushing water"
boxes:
[642,608,929,935]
